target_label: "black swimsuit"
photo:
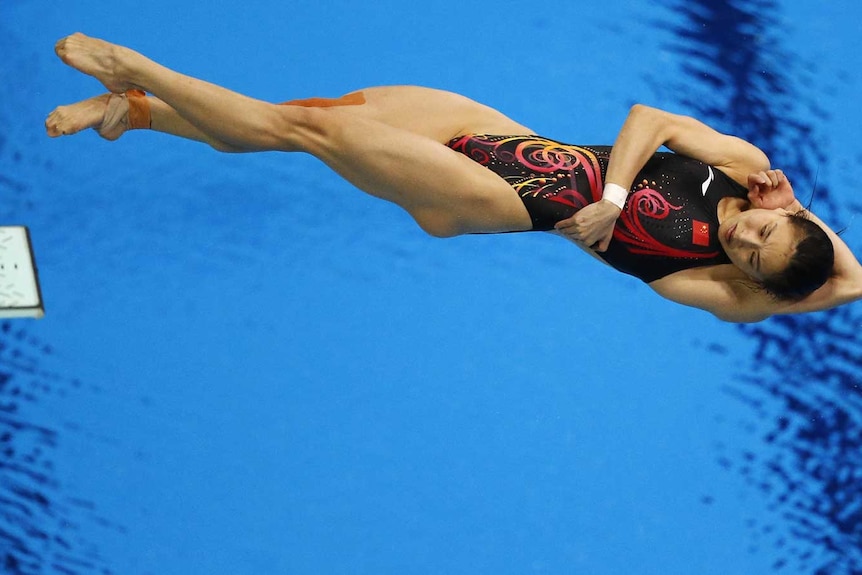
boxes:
[446,134,748,283]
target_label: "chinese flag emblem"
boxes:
[693,220,710,246]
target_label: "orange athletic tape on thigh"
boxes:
[279,92,366,107]
[126,89,151,129]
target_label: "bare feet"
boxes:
[46,93,132,140]
[54,33,138,93]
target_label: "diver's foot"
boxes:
[54,33,138,93]
[46,93,131,140]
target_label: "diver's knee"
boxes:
[415,212,464,238]
[270,105,332,153]
[208,139,245,153]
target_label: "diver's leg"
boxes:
[47,85,532,152]
[54,34,534,147]
[52,33,533,235]
[283,85,535,143]
[47,92,245,151]
[283,107,534,235]
[53,33,321,152]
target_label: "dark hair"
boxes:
[759,212,834,301]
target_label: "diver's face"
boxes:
[718,208,797,281]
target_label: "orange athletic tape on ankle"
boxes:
[126,89,151,129]
[279,92,366,107]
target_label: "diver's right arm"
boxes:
[555,104,770,250]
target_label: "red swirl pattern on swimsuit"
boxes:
[613,187,719,259]
[448,135,604,210]
[511,137,603,197]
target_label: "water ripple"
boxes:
[0,28,117,575]
[0,323,118,575]
[657,0,862,572]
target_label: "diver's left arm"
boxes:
[779,201,862,315]
[649,204,862,322]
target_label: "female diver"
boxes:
[45,34,862,323]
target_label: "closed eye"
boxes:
[748,250,762,273]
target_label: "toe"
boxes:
[45,110,68,137]
[45,115,61,137]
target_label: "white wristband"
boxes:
[602,183,629,210]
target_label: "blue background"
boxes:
[2,1,861,574]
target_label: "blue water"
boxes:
[2,1,861,574]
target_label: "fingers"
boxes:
[554,214,577,230]
[596,234,613,252]
[555,222,586,244]
[554,215,590,243]
[554,219,609,249]
[768,170,779,187]
[749,172,769,187]
[749,169,789,188]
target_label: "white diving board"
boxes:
[0,227,44,319]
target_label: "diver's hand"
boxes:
[747,169,796,210]
[554,200,621,252]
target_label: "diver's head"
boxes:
[718,207,834,300]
